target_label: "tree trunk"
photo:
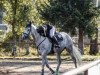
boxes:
[11,0,18,56]
[89,28,98,55]
[78,28,84,54]
[0,3,3,23]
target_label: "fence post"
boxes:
[12,43,16,56]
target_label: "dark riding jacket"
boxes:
[37,24,53,38]
[43,24,52,37]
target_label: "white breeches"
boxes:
[50,26,55,38]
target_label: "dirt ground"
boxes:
[0,59,89,75]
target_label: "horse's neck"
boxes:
[31,26,43,45]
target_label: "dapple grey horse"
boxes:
[21,22,82,75]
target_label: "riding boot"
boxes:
[52,36,60,48]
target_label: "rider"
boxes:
[37,23,60,48]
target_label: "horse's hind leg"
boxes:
[67,45,77,68]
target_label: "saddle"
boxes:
[54,32,63,42]
[49,32,63,54]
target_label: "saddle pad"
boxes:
[55,32,63,42]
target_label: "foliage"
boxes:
[0,0,41,42]
[0,0,36,52]
[37,0,99,36]
[2,0,44,36]
[84,45,90,55]
[0,33,12,52]
[0,32,16,52]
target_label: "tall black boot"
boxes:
[52,36,60,48]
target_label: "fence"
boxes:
[0,41,35,56]
[62,59,100,75]
[0,42,100,56]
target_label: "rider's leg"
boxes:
[52,36,60,48]
[50,27,60,48]
[49,26,55,37]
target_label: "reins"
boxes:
[37,37,46,48]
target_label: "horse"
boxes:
[21,22,82,75]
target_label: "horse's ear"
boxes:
[29,21,32,26]
[27,21,31,26]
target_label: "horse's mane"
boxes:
[31,24,37,29]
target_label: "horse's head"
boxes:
[21,21,32,40]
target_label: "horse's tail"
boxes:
[72,45,82,65]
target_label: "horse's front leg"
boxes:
[45,57,55,74]
[55,52,61,75]
[41,51,47,75]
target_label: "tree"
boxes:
[89,28,98,55]
[4,0,42,33]
[2,0,35,55]
[0,0,42,55]
[37,0,99,54]
[89,0,100,55]
[0,0,3,23]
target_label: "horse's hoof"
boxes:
[51,70,55,74]
[53,71,60,75]
[41,73,44,75]
[53,72,58,75]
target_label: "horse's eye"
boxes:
[27,29,29,31]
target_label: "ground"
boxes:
[0,59,89,75]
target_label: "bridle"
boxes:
[23,26,31,38]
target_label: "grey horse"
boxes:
[21,22,82,75]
